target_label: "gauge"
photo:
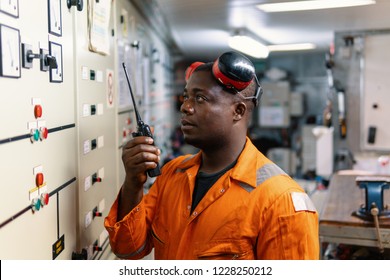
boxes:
[0,0,19,18]
[0,24,21,78]
[49,41,63,82]
[48,0,62,36]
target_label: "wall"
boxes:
[0,0,174,260]
[333,29,390,156]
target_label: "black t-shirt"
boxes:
[191,160,237,212]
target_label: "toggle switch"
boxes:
[90,104,96,115]
[92,173,102,184]
[93,240,102,252]
[90,69,95,80]
[40,127,49,140]
[36,172,44,187]
[34,104,42,118]
[91,139,97,150]
[93,207,102,218]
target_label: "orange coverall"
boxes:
[104,138,319,259]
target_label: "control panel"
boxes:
[0,0,173,259]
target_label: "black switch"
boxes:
[90,105,96,115]
[91,139,97,149]
[92,173,101,184]
[90,69,95,80]
[368,126,376,144]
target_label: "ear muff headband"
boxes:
[184,52,262,106]
[185,61,204,82]
[212,51,255,91]
[212,60,252,91]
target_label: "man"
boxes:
[104,51,319,259]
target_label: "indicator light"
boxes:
[34,105,43,118]
[36,173,44,187]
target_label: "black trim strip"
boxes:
[48,124,76,134]
[0,177,76,229]
[57,194,60,240]
[94,236,110,260]
[0,123,75,145]
[0,133,31,144]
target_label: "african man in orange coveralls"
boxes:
[104,51,319,260]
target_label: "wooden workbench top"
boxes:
[320,173,390,228]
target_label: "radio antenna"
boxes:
[122,62,143,125]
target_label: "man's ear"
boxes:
[233,102,247,121]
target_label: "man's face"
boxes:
[180,70,236,150]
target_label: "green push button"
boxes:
[33,129,40,141]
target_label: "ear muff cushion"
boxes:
[185,62,204,82]
[212,51,254,91]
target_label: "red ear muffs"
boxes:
[185,61,204,82]
[212,51,254,91]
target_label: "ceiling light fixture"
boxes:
[228,35,269,59]
[267,43,316,52]
[256,0,376,13]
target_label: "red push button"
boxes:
[36,173,44,187]
[40,127,49,140]
[40,193,49,206]
[34,105,42,118]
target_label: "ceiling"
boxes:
[153,0,390,62]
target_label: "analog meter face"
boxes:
[0,0,19,18]
[48,0,62,36]
[49,41,63,82]
[0,24,21,78]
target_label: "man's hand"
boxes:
[118,136,160,220]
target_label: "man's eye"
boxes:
[196,95,206,101]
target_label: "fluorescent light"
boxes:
[268,43,316,52]
[228,35,269,58]
[257,0,376,13]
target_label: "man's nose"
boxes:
[180,99,194,114]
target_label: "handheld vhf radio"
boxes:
[122,62,161,177]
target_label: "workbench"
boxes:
[319,173,390,256]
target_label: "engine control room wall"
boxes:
[0,0,174,260]
[0,0,77,259]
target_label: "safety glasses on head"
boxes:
[185,51,262,106]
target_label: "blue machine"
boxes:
[353,176,390,220]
